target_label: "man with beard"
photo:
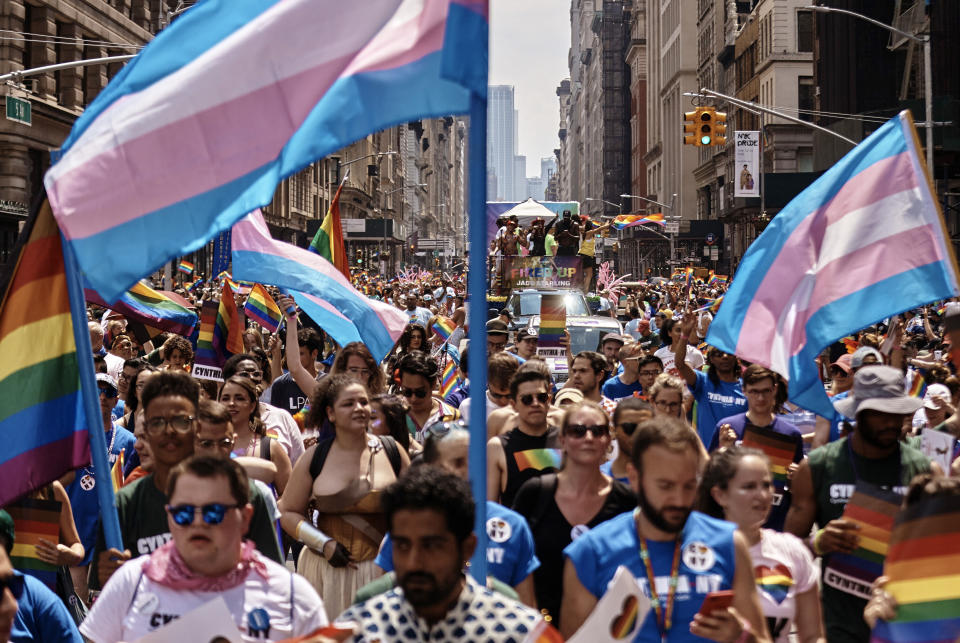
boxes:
[561,417,770,642]
[785,366,934,643]
[337,466,551,641]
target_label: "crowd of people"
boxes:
[1,267,959,643]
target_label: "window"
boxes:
[798,76,815,122]
[797,10,813,53]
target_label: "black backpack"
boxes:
[308,435,402,480]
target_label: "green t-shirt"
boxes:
[544,233,557,256]
[807,436,930,643]
[91,474,282,589]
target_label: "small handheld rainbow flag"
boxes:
[439,343,462,398]
[177,260,194,275]
[244,283,283,333]
[825,483,901,600]
[7,497,61,590]
[612,213,665,230]
[671,268,685,281]
[538,294,566,348]
[741,424,798,486]
[709,274,728,286]
[186,278,203,293]
[110,448,125,492]
[870,493,960,643]
[907,368,927,398]
[431,316,457,341]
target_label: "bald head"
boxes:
[88,321,104,351]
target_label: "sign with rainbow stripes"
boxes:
[538,294,565,349]
[741,425,798,486]
[824,483,901,600]
[567,565,650,643]
[871,493,960,643]
[7,497,61,590]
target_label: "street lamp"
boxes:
[583,197,621,214]
[805,4,933,172]
[621,193,679,269]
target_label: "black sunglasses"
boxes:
[565,424,609,438]
[400,387,429,399]
[166,503,241,526]
[618,421,639,436]
[519,392,549,406]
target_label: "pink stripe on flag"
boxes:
[735,151,920,360]
[343,0,448,75]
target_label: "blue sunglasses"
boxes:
[166,503,241,526]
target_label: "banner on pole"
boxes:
[735,131,760,197]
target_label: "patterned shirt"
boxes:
[338,574,544,642]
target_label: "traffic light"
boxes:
[683,110,699,146]
[712,111,727,146]
[698,107,716,146]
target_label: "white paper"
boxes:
[133,596,242,643]
[921,429,956,473]
[567,565,651,643]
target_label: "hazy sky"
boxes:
[489,0,570,178]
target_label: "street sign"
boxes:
[710,247,719,260]
[5,96,31,126]
[665,222,679,234]
[705,232,716,245]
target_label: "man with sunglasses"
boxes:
[458,352,517,420]
[81,457,328,642]
[487,367,559,506]
[0,511,81,642]
[601,398,654,484]
[91,371,282,592]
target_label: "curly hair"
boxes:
[371,393,411,450]
[396,350,439,384]
[398,323,427,353]
[162,335,194,363]
[306,374,366,430]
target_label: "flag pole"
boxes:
[61,235,124,551]
[467,89,488,582]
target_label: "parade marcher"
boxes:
[527,215,557,257]
[158,335,193,371]
[812,346,883,448]
[487,367,558,506]
[561,417,771,641]
[567,351,617,416]
[598,332,625,378]
[375,422,539,606]
[601,397,654,483]
[338,466,553,641]
[279,374,409,621]
[269,320,323,416]
[637,354,665,398]
[512,327,539,360]
[710,365,804,531]
[485,318,509,352]
[697,447,825,643]
[369,394,418,455]
[649,373,687,418]
[512,401,636,625]
[395,351,460,443]
[458,352,517,419]
[602,341,645,401]
[330,342,386,396]
[0,512,81,643]
[655,317,705,377]
[385,323,427,377]
[785,366,934,643]
[554,210,581,257]
[81,458,328,642]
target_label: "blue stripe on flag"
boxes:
[290,292,363,351]
[0,392,85,464]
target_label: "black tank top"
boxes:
[498,426,559,507]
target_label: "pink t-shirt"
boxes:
[749,529,819,643]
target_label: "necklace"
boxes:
[634,508,682,642]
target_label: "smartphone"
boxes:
[696,590,734,618]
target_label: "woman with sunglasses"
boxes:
[696,447,825,643]
[601,398,654,484]
[81,457,329,642]
[395,351,459,443]
[511,401,636,628]
[219,376,291,495]
[279,375,410,621]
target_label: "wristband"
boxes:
[734,619,752,643]
[812,528,826,556]
[296,520,332,554]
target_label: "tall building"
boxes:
[488,85,517,200]
[541,156,558,184]
[513,154,527,199]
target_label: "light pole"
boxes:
[805,4,933,172]
[583,197,622,215]
[621,193,679,272]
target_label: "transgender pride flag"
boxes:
[708,111,959,419]
[44,0,487,302]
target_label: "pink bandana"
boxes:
[143,539,269,592]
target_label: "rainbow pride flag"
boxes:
[708,274,728,286]
[110,448,125,491]
[193,300,221,373]
[825,483,901,600]
[186,278,203,293]
[431,316,457,342]
[871,493,960,643]
[755,563,795,606]
[439,343,462,398]
[671,268,685,281]
[513,448,561,472]
[741,424,798,486]
[215,281,245,359]
[842,337,860,354]
[612,213,665,230]
[7,497,61,590]
[0,201,91,506]
[538,294,565,349]
[177,260,194,275]
[907,368,927,398]
[85,279,197,336]
[244,283,283,333]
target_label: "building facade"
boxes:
[487,84,517,201]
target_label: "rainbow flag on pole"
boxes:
[215,282,245,359]
[612,213,665,230]
[244,283,283,333]
[439,343,462,398]
[871,493,960,643]
[85,279,197,336]
[824,483,901,600]
[192,300,221,379]
[177,260,194,275]
[0,201,91,506]
[309,173,351,280]
[431,316,457,342]
[538,294,565,348]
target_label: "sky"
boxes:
[489,0,570,179]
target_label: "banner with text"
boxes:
[505,256,583,290]
[735,131,760,198]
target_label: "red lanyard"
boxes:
[634,508,682,641]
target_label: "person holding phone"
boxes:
[697,447,825,643]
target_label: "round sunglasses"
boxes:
[166,502,241,526]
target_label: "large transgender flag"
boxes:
[707,111,959,419]
[44,0,488,302]
[231,211,408,362]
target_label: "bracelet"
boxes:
[296,520,332,554]
[734,619,752,643]
[812,528,826,556]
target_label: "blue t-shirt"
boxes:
[599,460,630,484]
[66,423,137,566]
[111,398,125,421]
[708,413,804,531]
[564,511,737,642]
[827,390,853,443]
[376,501,539,587]
[10,571,83,642]
[602,375,643,401]
[692,370,746,446]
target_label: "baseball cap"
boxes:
[96,373,118,396]
[850,346,883,369]
[602,333,625,346]
[517,328,538,342]
[830,354,853,374]
[554,388,585,406]
[834,366,922,417]
[486,319,509,336]
[923,383,951,410]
